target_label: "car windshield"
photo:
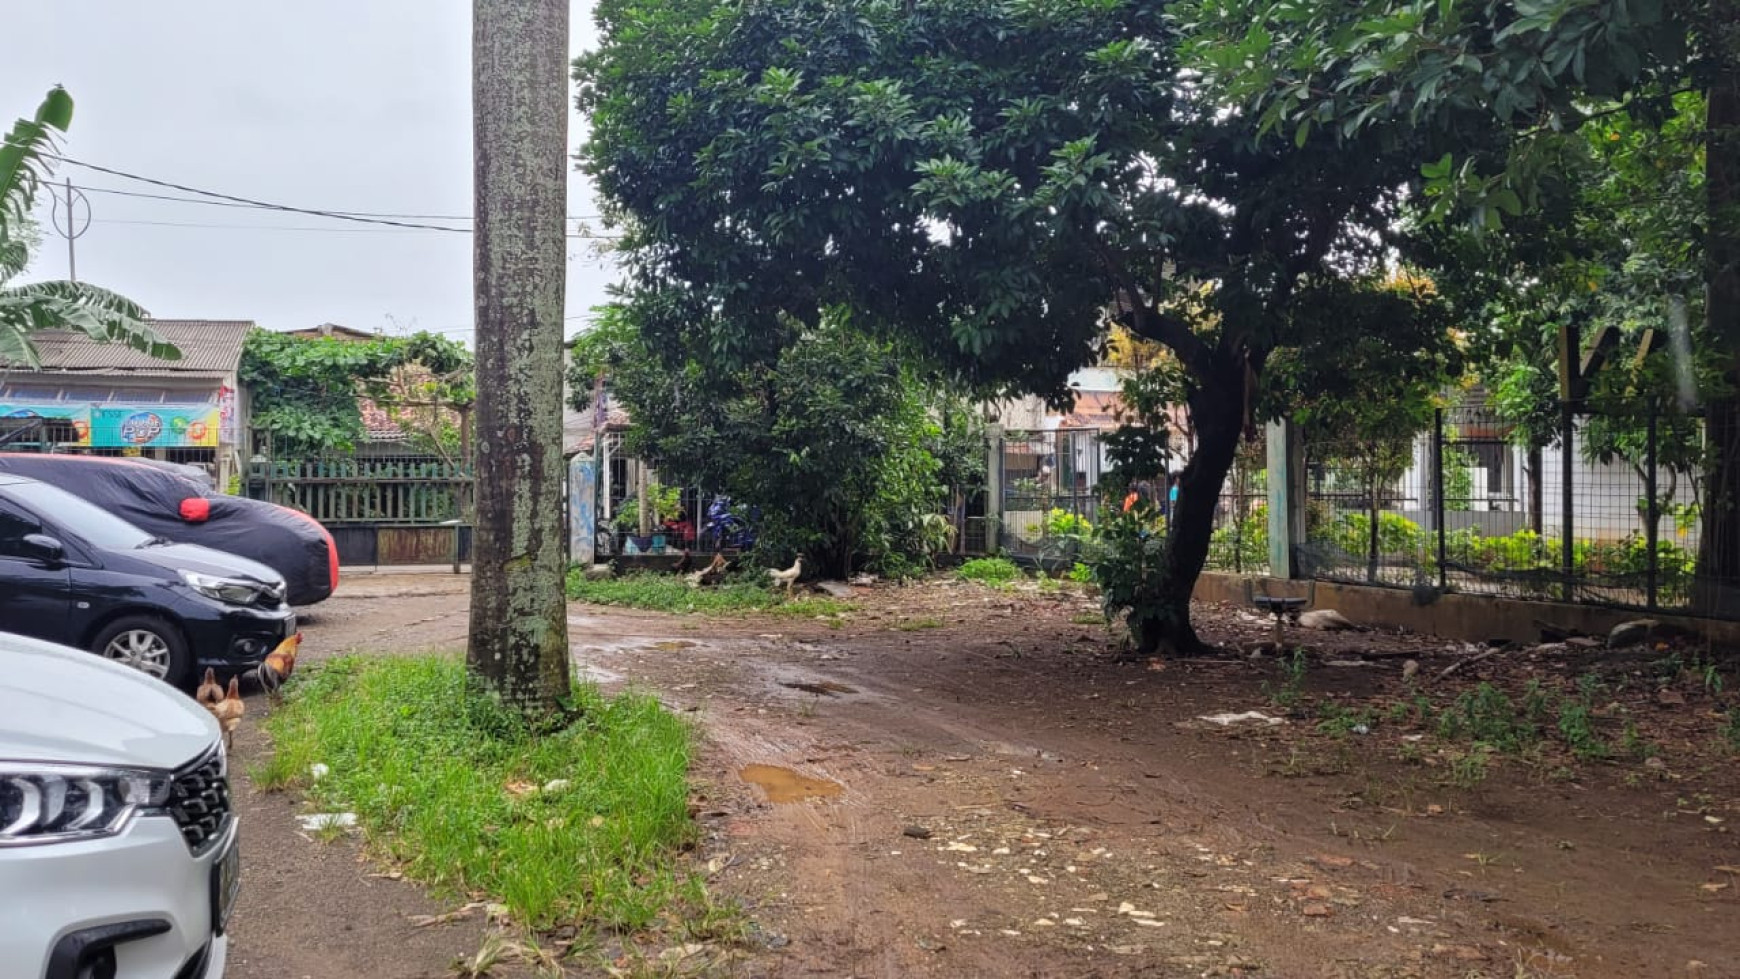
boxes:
[4,480,155,551]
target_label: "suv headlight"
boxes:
[0,764,174,845]
[180,569,265,605]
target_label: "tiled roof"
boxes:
[1,319,254,379]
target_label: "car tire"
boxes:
[91,616,192,688]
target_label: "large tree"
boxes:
[1180,0,1739,607]
[579,0,1453,653]
[470,0,572,716]
[1,87,175,366]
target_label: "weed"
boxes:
[1620,721,1658,760]
[1263,649,1308,712]
[1445,744,1494,788]
[1316,702,1376,737]
[1555,699,1608,760]
[566,570,852,618]
[956,557,1023,586]
[1575,672,1607,703]
[1397,741,1425,765]
[1519,679,1553,725]
[1070,612,1106,626]
[896,617,944,631]
[1068,561,1095,584]
[1437,683,1537,753]
[258,656,707,934]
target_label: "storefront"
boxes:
[0,320,253,488]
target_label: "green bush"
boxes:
[957,556,1023,585]
[1208,504,1269,571]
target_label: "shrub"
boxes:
[957,556,1023,585]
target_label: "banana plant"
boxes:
[0,86,176,367]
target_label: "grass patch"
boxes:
[257,656,701,933]
[566,570,852,618]
[896,617,944,631]
[956,557,1022,586]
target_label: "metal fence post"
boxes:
[1561,401,1576,602]
[1433,408,1447,590]
[1646,398,1659,609]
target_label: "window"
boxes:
[0,498,43,560]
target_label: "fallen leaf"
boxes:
[1700,882,1730,893]
[1302,903,1332,917]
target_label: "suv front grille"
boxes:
[168,747,231,854]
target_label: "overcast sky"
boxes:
[5,2,611,345]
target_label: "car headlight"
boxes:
[180,569,264,605]
[0,764,174,845]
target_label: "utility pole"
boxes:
[64,179,76,281]
[50,178,89,282]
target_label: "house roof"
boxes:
[283,323,380,342]
[563,401,632,455]
[1,319,254,381]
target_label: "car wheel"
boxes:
[92,616,192,687]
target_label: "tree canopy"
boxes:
[579,0,1459,652]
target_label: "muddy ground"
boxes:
[225,572,1740,978]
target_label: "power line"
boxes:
[26,148,620,238]
[74,182,605,223]
[35,150,472,233]
[89,215,622,239]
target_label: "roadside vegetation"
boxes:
[256,656,723,941]
[566,568,853,618]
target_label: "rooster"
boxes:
[685,552,729,588]
[196,668,224,711]
[211,677,245,750]
[767,556,803,597]
[255,632,303,704]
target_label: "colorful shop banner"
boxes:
[89,405,221,448]
[0,403,92,445]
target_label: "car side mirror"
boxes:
[21,534,63,563]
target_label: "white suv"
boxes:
[0,631,237,978]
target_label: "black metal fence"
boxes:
[996,429,1105,568]
[1299,397,1737,619]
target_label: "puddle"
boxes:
[780,681,857,697]
[573,663,624,684]
[740,764,843,804]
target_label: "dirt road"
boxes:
[227,573,1740,978]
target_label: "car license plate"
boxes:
[212,827,241,936]
[284,613,297,637]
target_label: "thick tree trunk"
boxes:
[468,0,573,717]
[1697,44,1740,611]
[1130,373,1244,657]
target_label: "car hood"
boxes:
[129,541,287,592]
[0,632,219,769]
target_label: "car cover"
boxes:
[0,454,337,605]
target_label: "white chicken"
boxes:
[767,556,803,597]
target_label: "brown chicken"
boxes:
[255,632,302,703]
[196,667,224,710]
[211,677,245,749]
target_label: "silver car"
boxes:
[0,631,237,977]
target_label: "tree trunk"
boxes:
[1696,40,1740,611]
[468,0,572,718]
[1129,374,1243,657]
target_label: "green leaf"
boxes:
[1421,152,1454,179]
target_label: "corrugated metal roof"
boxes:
[0,319,254,378]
